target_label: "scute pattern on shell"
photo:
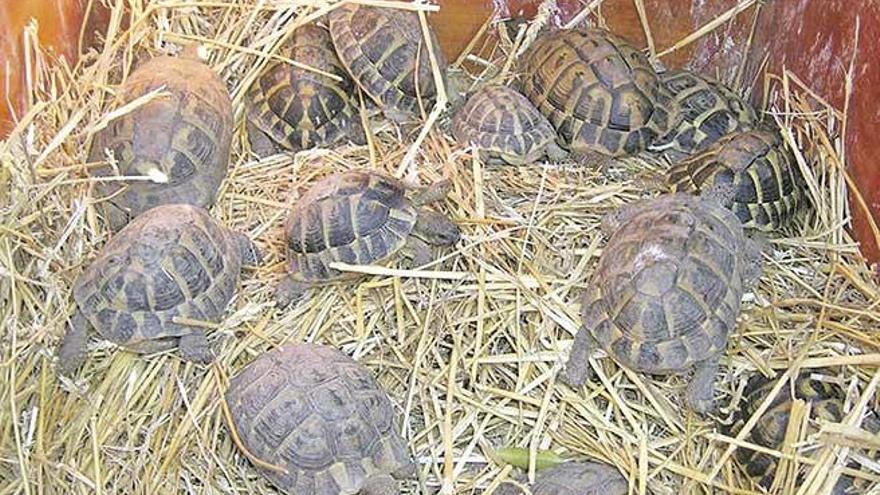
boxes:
[583,194,748,373]
[284,171,417,282]
[73,204,243,345]
[520,28,677,157]
[667,129,804,231]
[225,344,412,495]
[533,462,627,495]
[451,85,558,165]
[247,24,364,152]
[328,4,447,123]
[89,54,233,231]
[731,374,846,488]
[651,70,756,161]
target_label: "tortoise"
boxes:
[495,461,627,495]
[57,204,261,374]
[667,129,804,231]
[649,69,756,161]
[729,372,879,493]
[225,343,414,495]
[519,28,679,159]
[89,47,233,232]
[276,170,460,306]
[247,23,365,155]
[562,189,763,413]
[328,4,448,124]
[451,84,567,165]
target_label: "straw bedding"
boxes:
[1,1,878,494]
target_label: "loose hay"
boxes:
[1,1,879,494]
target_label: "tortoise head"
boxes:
[412,209,460,247]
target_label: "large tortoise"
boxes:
[495,461,628,495]
[730,372,879,493]
[563,190,763,413]
[649,69,756,161]
[89,48,233,232]
[247,23,365,155]
[328,4,448,124]
[451,84,567,165]
[225,343,414,495]
[276,170,460,306]
[520,28,678,158]
[57,204,260,374]
[667,129,804,231]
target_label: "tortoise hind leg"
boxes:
[360,474,399,495]
[58,309,91,376]
[560,326,595,387]
[178,330,214,364]
[686,355,721,414]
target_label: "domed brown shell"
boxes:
[583,193,749,374]
[731,374,846,489]
[225,343,413,495]
[247,24,365,154]
[451,84,563,165]
[73,204,253,349]
[667,129,804,231]
[520,28,678,157]
[650,70,756,161]
[495,462,627,495]
[284,171,418,283]
[328,4,447,124]
[89,52,233,232]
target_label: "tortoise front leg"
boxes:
[178,330,215,364]
[401,235,433,268]
[360,474,399,495]
[560,325,595,387]
[58,309,92,376]
[232,231,263,267]
[274,276,313,309]
[246,120,280,157]
[686,355,721,414]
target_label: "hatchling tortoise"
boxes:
[520,28,679,158]
[451,84,567,165]
[729,373,879,493]
[276,170,460,306]
[89,48,233,232]
[57,204,260,374]
[563,190,763,413]
[225,343,414,495]
[247,23,365,155]
[495,461,627,495]
[649,69,756,161]
[328,4,448,124]
[667,129,804,231]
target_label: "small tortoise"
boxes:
[451,84,567,165]
[89,48,233,232]
[57,204,260,374]
[667,129,804,231]
[495,461,627,495]
[328,4,448,124]
[649,69,756,161]
[563,190,762,413]
[730,373,879,493]
[276,170,460,306]
[247,23,365,155]
[520,28,678,158]
[225,343,414,495]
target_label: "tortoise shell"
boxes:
[520,28,678,157]
[451,84,563,165]
[225,343,413,495]
[731,374,846,488]
[328,4,447,124]
[667,129,804,231]
[89,52,233,232]
[496,462,627,495]
[247,24,365,154]
[284,171,418,283]
[650,70,756,161]
[582,193,749,374]
[73,204,250,348]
